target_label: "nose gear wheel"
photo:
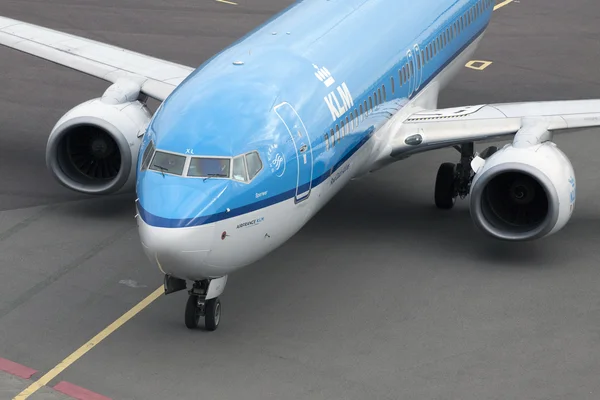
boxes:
[184,280,222,331]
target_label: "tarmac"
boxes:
[0,0,599,399]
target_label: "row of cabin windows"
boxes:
[323,84,389,150]
[419,0,493,70]
[323,0,493,151]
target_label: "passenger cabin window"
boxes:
[188,157,230,178]
[391,77,395,93]
[245,151,262,180]
[150,151,186,176]
[325,134,329,151]
[232,156,247,182]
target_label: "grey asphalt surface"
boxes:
[1,1,600,399]
[0,372,72,400]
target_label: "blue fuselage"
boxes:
[136,0,494,279]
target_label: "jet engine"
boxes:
[46,81,152,195]
[469,142,576,241]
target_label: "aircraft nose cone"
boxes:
[137,215,222,280]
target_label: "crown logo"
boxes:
[313,64,335,88]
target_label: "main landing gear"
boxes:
[434,143,497,209]
[164,274,228,331]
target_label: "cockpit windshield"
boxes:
[188,158,230,178]
[149,151,186,176]
[142,145,263,183]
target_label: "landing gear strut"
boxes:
[435,143,497,210]
[184,276,228,331]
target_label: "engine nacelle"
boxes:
[469,142,576,241]
[46,92,152,195]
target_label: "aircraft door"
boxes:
[274,102,314,203]
[413,44,423,93]
[406,49,415,98]
[407,45,423,99]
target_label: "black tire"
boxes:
[204,298,221,331]
[480,146,498,159]
[435,163,457,210]
[185,295,201,329]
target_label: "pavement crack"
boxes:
[0,224,135,320]
[0,205,58,243]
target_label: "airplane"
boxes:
[1,0,598,331]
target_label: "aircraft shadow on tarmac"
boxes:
[298,173,600,269]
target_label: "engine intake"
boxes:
[470,143,575,241]
[47,97,152,195]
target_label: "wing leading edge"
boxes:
[391,100,600,157]
[0,16,195,101]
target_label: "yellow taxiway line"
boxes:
[13,286,164,399]
[494,0,515,11]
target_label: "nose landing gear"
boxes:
[185,292,221,331]
[183,276,228,331]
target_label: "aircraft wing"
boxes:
[0,16,195,101]
[391,100,600,157]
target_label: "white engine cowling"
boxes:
[46,89,152,195]
[469,142,576,241]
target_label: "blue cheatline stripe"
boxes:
[137,128,376,228]
[139,24,488,229]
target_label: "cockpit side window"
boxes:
[232,155,248,182]
[188,157,230,178]
[140,140,155,171]
[245,151,263,180]
[149,151,186,176]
